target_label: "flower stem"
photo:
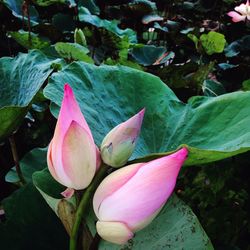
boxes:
[69,164,108,250]
[9,135,26,185]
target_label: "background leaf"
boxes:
[2,0,39,25]
[200,31,226,55]
[55,42,94,63]
[224,35,250,57]
[0,50,62,141]
[78,7,137,43]
[32,0,65,7]
[130,45,172,66]
[9,30,50,50]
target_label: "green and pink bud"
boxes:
[93,148,188,244]
[100,109,145,168]
[47,84,100,197]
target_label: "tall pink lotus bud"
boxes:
[100,109,145,168]
[47,84,100,195]
[228,0,250,22]
[93,148,188,244]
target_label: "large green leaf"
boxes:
[44,62,250,165]
[0,184,68,250]
[0,50,62,141]
[99,194,213,250]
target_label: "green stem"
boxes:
[9,135,26,185]
[69,164,109,250]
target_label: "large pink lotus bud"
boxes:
[228,0,250,22]
[93,148,188,244]
[100,109,145,168]
[47,84,100,195]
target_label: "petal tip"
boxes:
[64,83,73,96]
[61,187,75,198]
[139,108,146,117]
[174,147,189,161]
[133,108,145,128]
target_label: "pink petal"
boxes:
[228,11,246,22]
[98,148,188,231]
[47,140,61,183]
[93,163,144,216]
[61,187,75,198]
[62,120,96,189]
[50,136,72,187]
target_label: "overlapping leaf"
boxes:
[0,50,62,141]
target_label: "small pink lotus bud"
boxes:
[227,0,250,22]
[93,148,188,244]
[100,109,145,168]
[47,84,100,194]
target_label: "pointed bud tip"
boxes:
[134,108,145,127]
[64,83,73,96]
[139,108,145,116]
[64,83,71,91]
[173,147,188,161]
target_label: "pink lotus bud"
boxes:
[47,84,100,193]
[100,109,145,168]
[227,0,250,22]
[93,148,188,244]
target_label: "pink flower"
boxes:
[47,84,100,196]
[93,148,188,244]
[100,109,145,168]
[228,0,250,22]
